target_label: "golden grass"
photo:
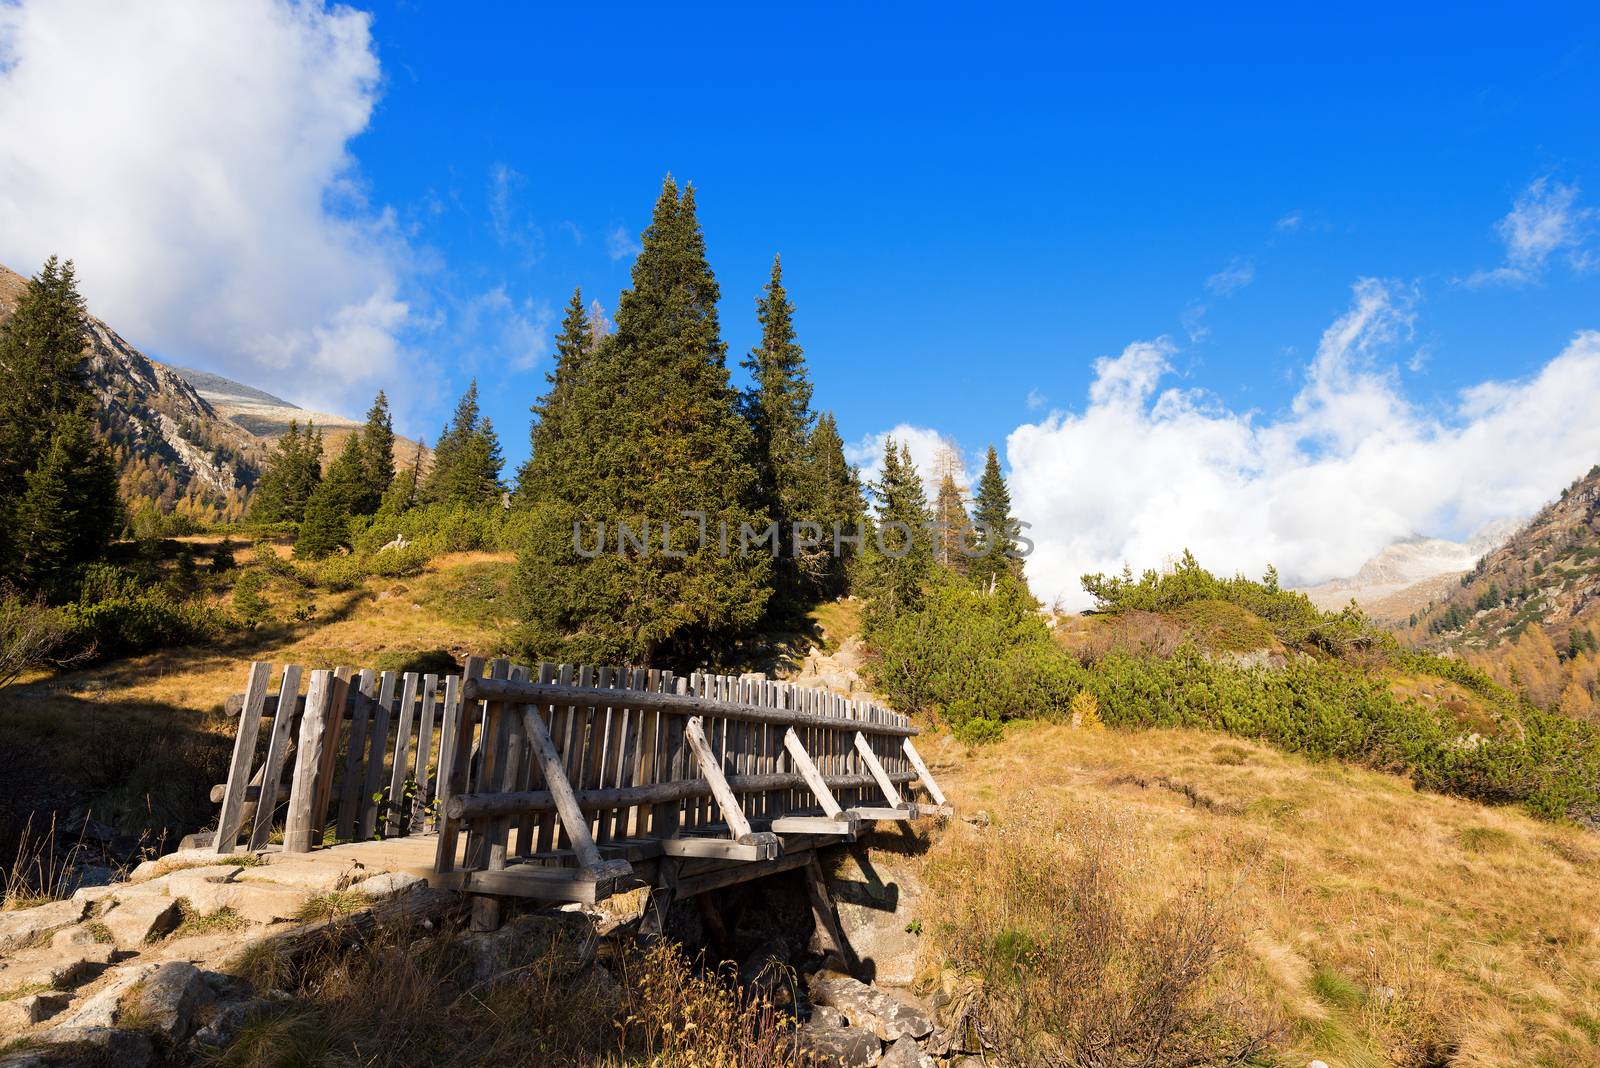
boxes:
[918,722,1600,1067]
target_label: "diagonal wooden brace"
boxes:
[783,727,846,820]
[685,715,756,842]
[854,731,904,808]
[901,737,952,814]
[521,705,631,881]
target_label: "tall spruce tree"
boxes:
[516,289,591,504]
[249,420,323,525]
[422,382,503,506]
[0,257,119,591]
[515,177,772,664]
[352,390,395,515]
[741,255,819,609]
[858,438,932,622]
[802,411,864,598]
[970,445,1020,590]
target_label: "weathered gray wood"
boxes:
[385,672,420,837]
[658,833,779,861]
[248,665,303,851]
[337,669,376,841]
[413,673,440,828]
[471,658,515,931]
[854,730,903,807]
[464,677,917,737]
[672,849,813,899]
[517,703,631,882]
[454,866,616,905]
[901,737,948,808]
[848,804,919,821]
[683,715,754,841]
[215,662,272,854]
[284,670,336,853]
[804,855,862,978]
[359,670,398,840]
[770,814,859,837]
[433,663,476,874]
[783,726,844,818]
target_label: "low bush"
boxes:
[0,590,71,688]
[57,564,229,661]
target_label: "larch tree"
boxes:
[515,177,772,664]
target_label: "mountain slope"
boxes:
[1300,524,1517,620]
[1405,462,1600,715]
[0,263,261,521]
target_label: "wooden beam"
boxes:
[684,715,754,841]
[658,833,779,861]
[783,726,843,818]
[672,849,813,899]
[215,662,272,854]
[854,731,903,807]
[901,737,948,808]
[519,704,632,882]
[804,855,862,978]
[465,677,917,738]
[847,805,919,821]
[770,814,859,837]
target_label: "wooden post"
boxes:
[385,672,420,837]
[684,715,754,841]
[854,731,903,808]
[434,663,477,875]
[359,670,398,840]
[783,726,844,819]
[901,737,948,808]
[249,664,303,851]
[804,855,861,978]
[215,662,271,854]
[284,670,336,853]
[336,669,376,841]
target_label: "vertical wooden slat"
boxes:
[249,665,304,851]
[215,662,272,854]
[534,662,559,853]
[283,670,335,853]
[309,668,352,846]
[433,665,474,874]
[359,670,397,840]
[413,674,441,829]
[385,673,420,836]
[336,669,375,841]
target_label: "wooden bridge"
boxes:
[208,656,949,931]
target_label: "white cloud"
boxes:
[847,425,974,500]
[1008,280,1600,609]
[459,287,552,372]
[0,0,411,406]
[607,225,642,263]
[1275,211,1303,233]
[1464,176,1593,287]
[1025,388,1047,411]
[1205,258,1255,296]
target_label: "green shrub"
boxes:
[231,570,271,628]
[59,566,228,660]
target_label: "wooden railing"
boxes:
[210,656,948,911]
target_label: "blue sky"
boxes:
[3,1,1599,602]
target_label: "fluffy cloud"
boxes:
[1205,258,1255,296]
[1007,280,1600,609]
[1465,176,1594,287]
[847,424,974,500]
[607,225,642,263]
[0,0,410,403]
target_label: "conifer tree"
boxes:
[517,290,591,503]
[741,255,819,611]
[970,445,1020,590]
[9,412,120,593]
[353,390,395,515]
[515,177,772,663]
[294,480,349,559]
[422,381,503,506]
[933,471,971,574]
[858,438,932,622]
[249,420,323,525]
[802,411,864,598]
[379,438,425,516]
[0,257,119,590]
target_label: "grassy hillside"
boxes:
[917,722,1600,1067]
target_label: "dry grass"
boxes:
[210,919,796,1068]
[919,722,1600,1067]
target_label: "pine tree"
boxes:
[858,438,932,622]
[517,290,591,504]
[249,420,323,525]
[422,382,503,506]
[970,445,1020,590]
[352,390,395,515]
[0,257,120,591]
[801,411,864,598]
[379,438,425,516]
[741,255,821,611]
[9,412,121,594]
[515,177,772,663]
[294,480,349,559]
